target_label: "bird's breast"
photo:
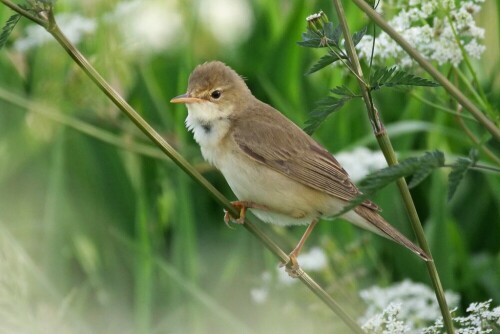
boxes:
[185,106,232,167]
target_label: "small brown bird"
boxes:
[171,61,430,270]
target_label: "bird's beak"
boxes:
[170,93,204,104]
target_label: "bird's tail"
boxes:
[353,205,431,261]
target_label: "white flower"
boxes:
[362,302,411,334]
[336,148,388,182]
[357,0,486,67]
[249,271,271,303]
[198,0,254,46]
[296,247,328,271]
[14,13,96,52]
[359,279,460,332]
[360,280,500,333]
[106,0,183,54]
[250,287,268,304]
[464,39,486,59]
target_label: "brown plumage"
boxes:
[171,61,431,263]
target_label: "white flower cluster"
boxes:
[357,0,486,67]
[360,279,460,331]
[360,280,500,334]
[362,303,411,333]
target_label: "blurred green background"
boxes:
[0,0,499,333]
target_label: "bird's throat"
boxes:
[184,103,232,166]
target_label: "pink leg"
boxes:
[283,219,319,277]
[223,201,269,226]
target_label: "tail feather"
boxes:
[353,206,431,262]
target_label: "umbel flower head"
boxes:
[357,0,486,67]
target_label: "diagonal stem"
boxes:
[332,0,455,333]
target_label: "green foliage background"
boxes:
[0,0,498,333]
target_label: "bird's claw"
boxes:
[223,201,247,228]
[279,254,303,278]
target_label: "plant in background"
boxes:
[298,2,499,334]
[0,0,498,333]
[357,0,486,67]
[360,281,500,334]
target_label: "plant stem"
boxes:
[410,92,477,122]
[445,14,492,114]
[0,3,366,332]
[332,0,455,333]
[351,0,500,139]
[0,0,47,26]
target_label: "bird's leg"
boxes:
[223,200,269,226]
[282,219,319,277]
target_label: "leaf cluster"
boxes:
[298,19,439,135]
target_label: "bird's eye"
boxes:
[211,90,222,99]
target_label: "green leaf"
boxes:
[305,51,341,75]
[330,85,356,97]
[330,151,445,218]
[369,66,440,91]
[447,149,478,201]
[361,151,444,192]
[408,151,446,188]
[303,96,348,134]
[325,23,342,46]
[0,13,21,50]
[303,86,358,134]
[297,27,328,48]
[298,23,342,48]
[351,26,368,47]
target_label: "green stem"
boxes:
[332,0,381,133]
[410,92,477,122]
[0,0,47,27]
[332,0,455,333]
[451,66,488,112]
[351,0,500,139]
[0,3,366,332]
[445,14,491,114]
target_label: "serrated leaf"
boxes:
[298,23,343,48]
[369,66,439,91]
[303,95,352,134]
[306,51,340,75]
[352,26,368,47]
[330,151,445,218]
[325,23,343,46]
[447,149,478,201]
[0,13,21,50]
[297,28,328,48]
[330,85,356,97]
[408,151,445,188]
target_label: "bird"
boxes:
[170,61,430,272]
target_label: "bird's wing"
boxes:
[230,103,379,211]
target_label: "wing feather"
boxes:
[231,102,379,211]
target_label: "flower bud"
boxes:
[306,10,328,34]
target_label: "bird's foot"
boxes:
[223,201,268,227]
[279,253,303,278]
